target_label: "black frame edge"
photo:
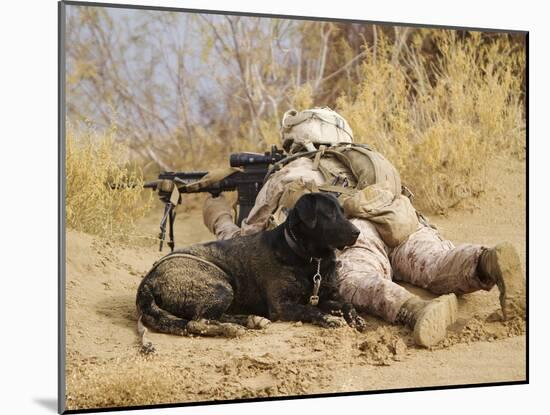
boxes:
[525,31,529,384]
[58,1,67,414]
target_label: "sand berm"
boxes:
[64,155,526,410]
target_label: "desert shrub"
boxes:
[66,125,152,238]
[337,30,525,213]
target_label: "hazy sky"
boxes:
[65,4,303,131]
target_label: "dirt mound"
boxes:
[358,327,409,365]
[64,155,526,411]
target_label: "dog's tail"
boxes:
[136,282,189,354]
[137,314,155,354]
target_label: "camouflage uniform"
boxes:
[209,156,494,323]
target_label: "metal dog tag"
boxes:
[309,258,322,306]
[309,295,319,306]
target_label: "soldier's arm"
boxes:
[202,194,242,240]
[241,158,326,235]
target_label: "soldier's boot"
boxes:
[478,242,525,320]
[396,294,458,347]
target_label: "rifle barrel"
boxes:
[143,181,160,189]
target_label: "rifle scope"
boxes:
[229,146,285,168]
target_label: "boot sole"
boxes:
[492,242,525,319]
[414,293,458,347]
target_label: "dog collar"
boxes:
[284,225,312,261]
[283,226,323,306]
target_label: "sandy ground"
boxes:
[64,155,526,411]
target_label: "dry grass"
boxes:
[337,30,525,212]
[66,125,152,239]
[66,30,526,225]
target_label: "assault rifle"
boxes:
[144,146,286,252]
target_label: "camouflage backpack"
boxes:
[268,141,419,247]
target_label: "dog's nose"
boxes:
[351,227,360,239]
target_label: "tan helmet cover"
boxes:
[281,107,353,153]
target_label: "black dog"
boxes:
[136,193,364,352]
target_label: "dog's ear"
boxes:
[295,193,317,229]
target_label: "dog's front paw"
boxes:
[247,315,271,329]
[221,323,247,338]
[319,314,346,329]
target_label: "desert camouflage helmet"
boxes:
[281,107,354,153]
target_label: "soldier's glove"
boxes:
[203,194,234,235]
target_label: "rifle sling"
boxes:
[168,205,176,252]
[158,202,170,251]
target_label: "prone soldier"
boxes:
[201,107,526,347]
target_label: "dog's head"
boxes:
[287,192,360,258]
